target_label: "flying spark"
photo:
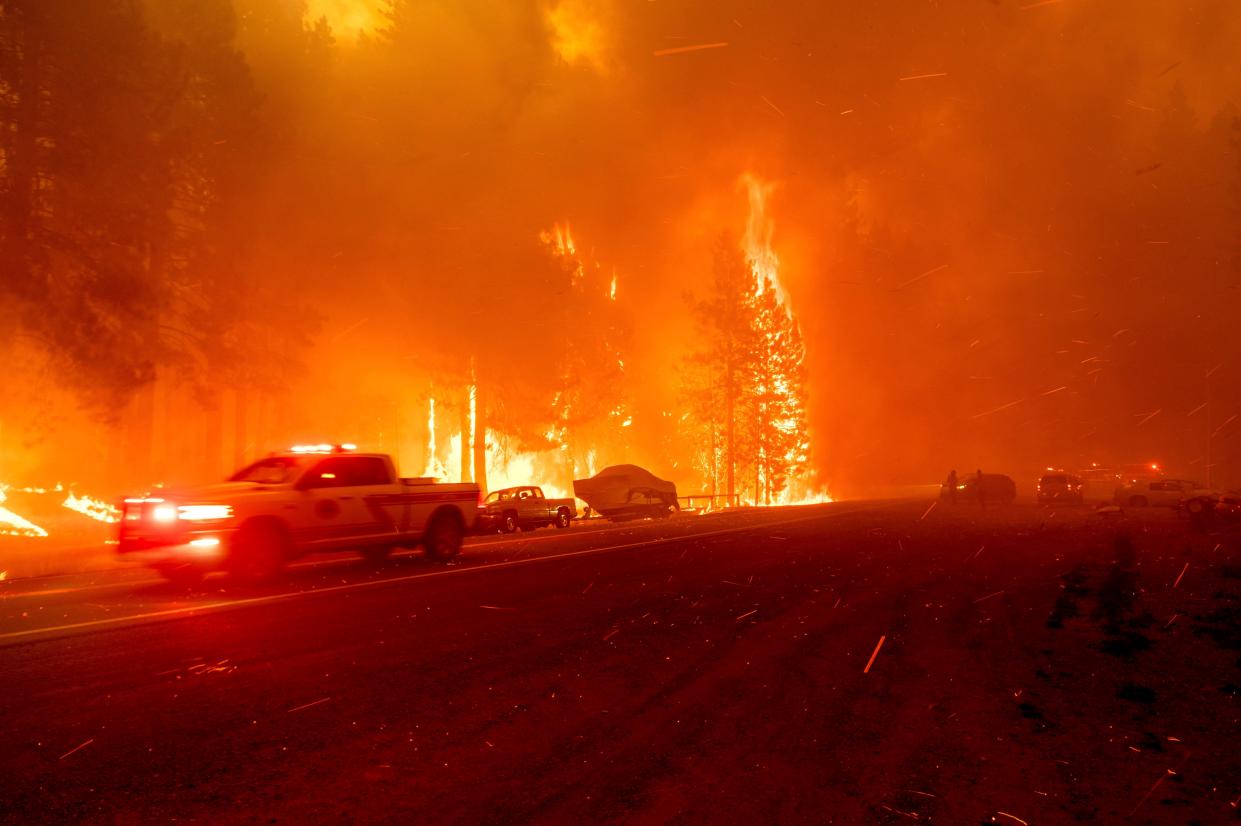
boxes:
[896,263,948,289]
[1211,414,1238,437]
[972,399,1024,419]
[972,590,1005,604]
[653,42,729,57]
[863,635,887,673]
[995,812,1029,826]
[759,95,786,117]
[59,738,95,760]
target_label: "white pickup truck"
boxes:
[118,446,479,585]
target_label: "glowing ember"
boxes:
[0,487,49,538]
[62,492,121,524]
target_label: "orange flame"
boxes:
[741,174,791,311]
[740,174,830,506]
[0,486,49,538]
[63,492,121,523]
[423,394,572,499]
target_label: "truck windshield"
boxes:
[229,456,304,484]
[485,490,517,503]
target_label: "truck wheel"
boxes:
[501,511,519,534]
[360,545,393,564]
[424,512,464,562]
[228,520,289,584]
[555,509,571,529]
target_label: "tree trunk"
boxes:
[725,360,735,502]
[203,380,223,480]
[233,387,248,470]
[473,383,488,496]
[458,389,471,483]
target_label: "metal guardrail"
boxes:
[677,493,741,510]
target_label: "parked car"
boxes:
[941,473,1017,505]
[573,465,679,521]
[476,486,576,533]
[1077,467,1124,504]
[1037,472,1083,504]
[1114,479,1205,508]
[1183,491,1241,532]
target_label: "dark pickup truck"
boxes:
[477,486,577,533]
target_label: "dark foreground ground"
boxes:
[1,501,1239,824]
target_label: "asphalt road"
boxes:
[2,501,1238,823]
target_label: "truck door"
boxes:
[517,487,542,523]
[297,457,380,549]
[350,456,405,542]
[528,487,549,521]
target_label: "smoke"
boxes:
[6,0,1241,497]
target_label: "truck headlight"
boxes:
[152,504,178,523]
[178,504,234,521]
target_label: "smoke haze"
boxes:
[3,0,1240,497]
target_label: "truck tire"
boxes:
[424,511,464,562]
[501,511,519,534]
[228,520,289,584]
[555,509,571,529]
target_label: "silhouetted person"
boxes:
[976,469,986,508]
[944,470,958,503]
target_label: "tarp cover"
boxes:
[573,464,678,518]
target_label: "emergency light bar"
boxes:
[289,443,358,454]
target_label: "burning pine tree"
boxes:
[685,179,812,506]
